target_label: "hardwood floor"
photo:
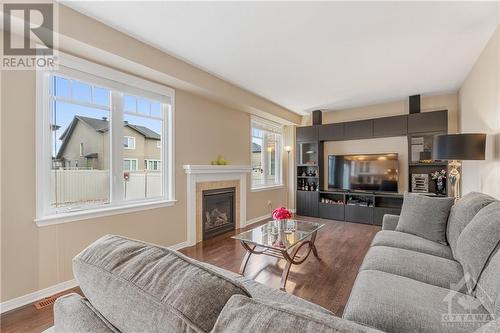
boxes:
[180,216,379,315]
[0,216,379,332]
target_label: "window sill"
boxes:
[35,199,177,227]
[251,184,285,192]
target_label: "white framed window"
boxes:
[123,136,136,149]
[123,159,138,171]
[36,53,175,225]
[145,159,161,171]
[156,140,161,148]
[251,116,283,190]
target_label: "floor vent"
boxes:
[34,293,62,310]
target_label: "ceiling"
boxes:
[63,1,499,115]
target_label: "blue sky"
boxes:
[52,76,162,156]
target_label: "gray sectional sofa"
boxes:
[54,192,500,333]
[344,192,500,333]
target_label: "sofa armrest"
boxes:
[54,293,117,333]
[382,214,400,230]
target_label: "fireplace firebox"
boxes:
[202,187,236,240]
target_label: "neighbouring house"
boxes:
[55,116,161,171]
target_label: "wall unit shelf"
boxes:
[296,109,450,223]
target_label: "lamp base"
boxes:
[448,160,461,201]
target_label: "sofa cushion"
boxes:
[396,193,454,244]
[455,202,500,293]
[360,246,466,292]
[54,293,118,333]
[212,294,382,333]
[447,192,497,256]
[475,246,500,316]
[73,235,250,333]
[371,230,454,259]
[343,270,491,333]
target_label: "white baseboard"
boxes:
[0,279,78,314]
[243,213,272,227]
[169,241,189,251]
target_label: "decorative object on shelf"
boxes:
[430,169,447,195]
[210,155,228,165]
[411,173,429,193]
[433,133,486,201]
[419,151,432,163]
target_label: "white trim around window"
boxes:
[123,136,136,149]
[250,116,284,191]
[35,52,176,226]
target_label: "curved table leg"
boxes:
[310,231,319,258]
[239,242,256,275]
[280,243,303,291]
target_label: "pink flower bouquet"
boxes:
[272,207,292,221]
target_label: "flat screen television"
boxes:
[328,153,399,193]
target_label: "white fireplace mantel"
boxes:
[183,165,251,246]
[183,165,252,174]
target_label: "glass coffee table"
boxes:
[232,219,324,291]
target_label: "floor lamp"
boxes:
[433,133,486,201]
[284,145,292,208]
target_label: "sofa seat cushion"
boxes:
[447,192,497,255]
[212,295,382,333]
[396,193,454,244]
[195,259,333,315]
[73,235,250,333]
[455,202,500,293]
[343,270,491,333]
[361,246,466,292]
[371,230,453,259]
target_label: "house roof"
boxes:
[57,116,160,158]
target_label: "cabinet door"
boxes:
[408,111,448,134]
[373,207,401,226]
[345,205,373,224]
[296,191,307,216]
[373,115,407,137]
[296,191,319,217]
[306,191,319,217]
[319,123,344,141]
[344,120,373,139]
[296,126,318,142]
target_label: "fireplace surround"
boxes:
[183,165,251,246]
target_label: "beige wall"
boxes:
[323,137,408,193]
[0,6,294,302]
[459,26,500,199]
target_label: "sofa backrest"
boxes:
[455,202,500,294]
[476,244,500,318]
[447,192,497,255]
[73,235,250,333]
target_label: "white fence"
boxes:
[51,169,162,206]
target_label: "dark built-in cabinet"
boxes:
[295,109,449,224]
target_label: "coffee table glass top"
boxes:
[232,219,324,250]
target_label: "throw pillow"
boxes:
[396,192,454,244]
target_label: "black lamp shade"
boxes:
[433,134,486,160]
